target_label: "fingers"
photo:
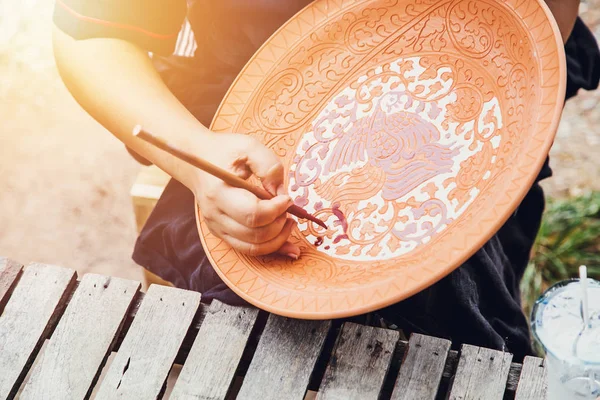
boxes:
[197,135,299,258]
[217,187,292,228]
[244,138,286,195]
[218,213,287,244]
[275,240,301,259]
[201,185,299,258]
[223,218,298,257]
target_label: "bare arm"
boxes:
[53,26,209,187]
[52,26,300,258]
[52,0,580,258]
[545,0,580,43]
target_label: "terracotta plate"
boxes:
[197,0,566,319]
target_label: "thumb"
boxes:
[245,139,286,196]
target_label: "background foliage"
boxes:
[522,192,600,318]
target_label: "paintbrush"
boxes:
[133,125,327,229]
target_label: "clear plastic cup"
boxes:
[531,279,600,400]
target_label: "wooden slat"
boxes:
[440,348,523,396]
[0,258,23,313]
[170,300,259,400]
[0,263,76,399]
[514,356,547,400]
[448,344,513,400]
[94,284,201,400]
[110,291,208,366]
[391,333,451,400]
[236,315,331,400]
[318,322,399,400]
[19,274,140,400]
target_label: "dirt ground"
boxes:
[0,2,142,282]
[546,0,600,197]
[1,1,600,283]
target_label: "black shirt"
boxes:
[54,0,600,361]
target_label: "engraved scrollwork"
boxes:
[447,0,495,58]
[285,53,500,262]
[344,4,394,54]
[254,69,305,132]
[201,0,553,294]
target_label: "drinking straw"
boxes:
[580,265,590,328]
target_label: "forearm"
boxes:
[545,0,580,43]
[52,25,210,190]
[53,25,300,257]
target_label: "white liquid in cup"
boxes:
[532,279,600,400]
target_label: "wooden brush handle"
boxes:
[133,126,327,229]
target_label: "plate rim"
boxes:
[196,0,567,319]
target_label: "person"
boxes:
[52,0,599,361]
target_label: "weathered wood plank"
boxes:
[440,348,522,396]
[94,284,201,400]
[0,258,23,314]
[318,322,399,400]
[0,263,76,399]
[19,274,140,400]
[236,315,331,400]
[170,300,259,400]
[514,356,547,400]
[448,344,513,400]
[391,333,450,400]
[109,290,208,365]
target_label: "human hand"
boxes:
[191,132,301,259]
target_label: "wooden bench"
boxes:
[0,258,547,399]
[130,165,172,288]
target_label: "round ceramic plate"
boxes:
[197,0,565,319]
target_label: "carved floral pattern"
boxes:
[289,55,503,260]
[197,0,564,316]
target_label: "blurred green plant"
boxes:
[522,191,600,320]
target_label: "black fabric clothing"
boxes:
[54,1,600,362]
[566,18,600,100]
[53,0,186,55]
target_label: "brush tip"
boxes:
[311,218,327,229]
